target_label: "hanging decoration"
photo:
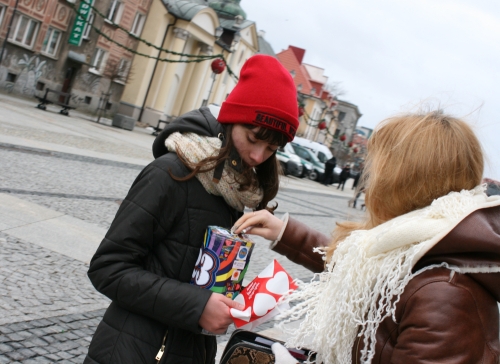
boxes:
[318,120,327,130]
[67,1,239,81]
[211,58,226,74]
[298,107,304,117]
[348,141,354,148]
[353,147,359,153]
[339,134,346,142]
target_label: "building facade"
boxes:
[114,0,259,129]
[0,0,152,114]
[276,45,337,145]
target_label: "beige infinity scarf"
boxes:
[165,132,263,212]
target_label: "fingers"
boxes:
[221,295,244,311]
[232,210,272,234]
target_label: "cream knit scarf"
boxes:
[165,132,263,212]
[278,185,500,364]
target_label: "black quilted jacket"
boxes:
[84,108,241,364]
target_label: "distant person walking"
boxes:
[337,165,351,191]
[352,167,363,190]
[323,156,337,185]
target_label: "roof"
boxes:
[276,47,313,94]
[209,0,247,20]
[257,33,276,57]
[162,0,207,21]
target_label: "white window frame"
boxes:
[41,27,62,57]
[9,13,40,49]
[115,58,130,83]
[106,0,124,25]
[130,12,145,36]
[89,48,108,74]
[82,11,94,40]
[0,6,6,28]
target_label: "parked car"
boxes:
[292,136,333,164]
[291,143,325,181]
[277,144,303,177]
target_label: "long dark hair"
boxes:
[171,124,288,212]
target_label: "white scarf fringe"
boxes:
[278,185,500,364]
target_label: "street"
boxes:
[0,94,364,363]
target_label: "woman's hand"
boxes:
[231,210,284,241]
[199,294,244,334]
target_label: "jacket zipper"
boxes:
[155,330,168,363]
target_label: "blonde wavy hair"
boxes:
[327,111,484,259]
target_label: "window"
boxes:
[116,59,130,81]
[41,28,62,57]
[290,70,296,77]
[338,111,346,122]
[90,48,108,74]
[84,96,92,104]
[6,73,16,82]
[36,82,45,91]
[130,13,145,36]
[106,0,124,24]
[9,14,40,48]
[0,6,6,28]
[82,11,94,40]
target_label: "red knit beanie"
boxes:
[218,54,299,142]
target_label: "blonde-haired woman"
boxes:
[233,111,500,364]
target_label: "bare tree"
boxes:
[324,81,346,98]
[96,58,134,123]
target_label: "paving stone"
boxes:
[0,343,13,353]
[0,131,369,362]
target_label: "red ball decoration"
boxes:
[353,147,359,153]
[318,121,326,130]
[298,107,304,117]
[211,58,226,74]
[348,141,353,148]
[339,134,346,142]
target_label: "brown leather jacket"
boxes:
[273,206,500,364]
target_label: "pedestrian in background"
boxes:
[322,156,337,185]
[351,166,363,190]
[83,55,300,364]
[233,110,500,364]
[337,164,351,190]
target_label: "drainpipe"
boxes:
[138,17,177,122]
[0,0,21,66]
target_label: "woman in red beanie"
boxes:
[84,55,299,364]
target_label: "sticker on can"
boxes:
[231,270,241,281]
[237,246,249,260]
[232,260,246,270]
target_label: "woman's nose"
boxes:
[249,148,266,165]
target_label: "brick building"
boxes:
[0,0,152,114]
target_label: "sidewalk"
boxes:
[0,94,362,362]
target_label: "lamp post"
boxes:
[202,58,226,107]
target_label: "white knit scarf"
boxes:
[278,185,500,364]
[165,132,263,212]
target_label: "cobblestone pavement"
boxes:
[0,140,364,362]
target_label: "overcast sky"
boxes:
[243,0,500,179]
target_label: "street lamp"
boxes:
[232,31,241,47]
[215,26,223,40]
